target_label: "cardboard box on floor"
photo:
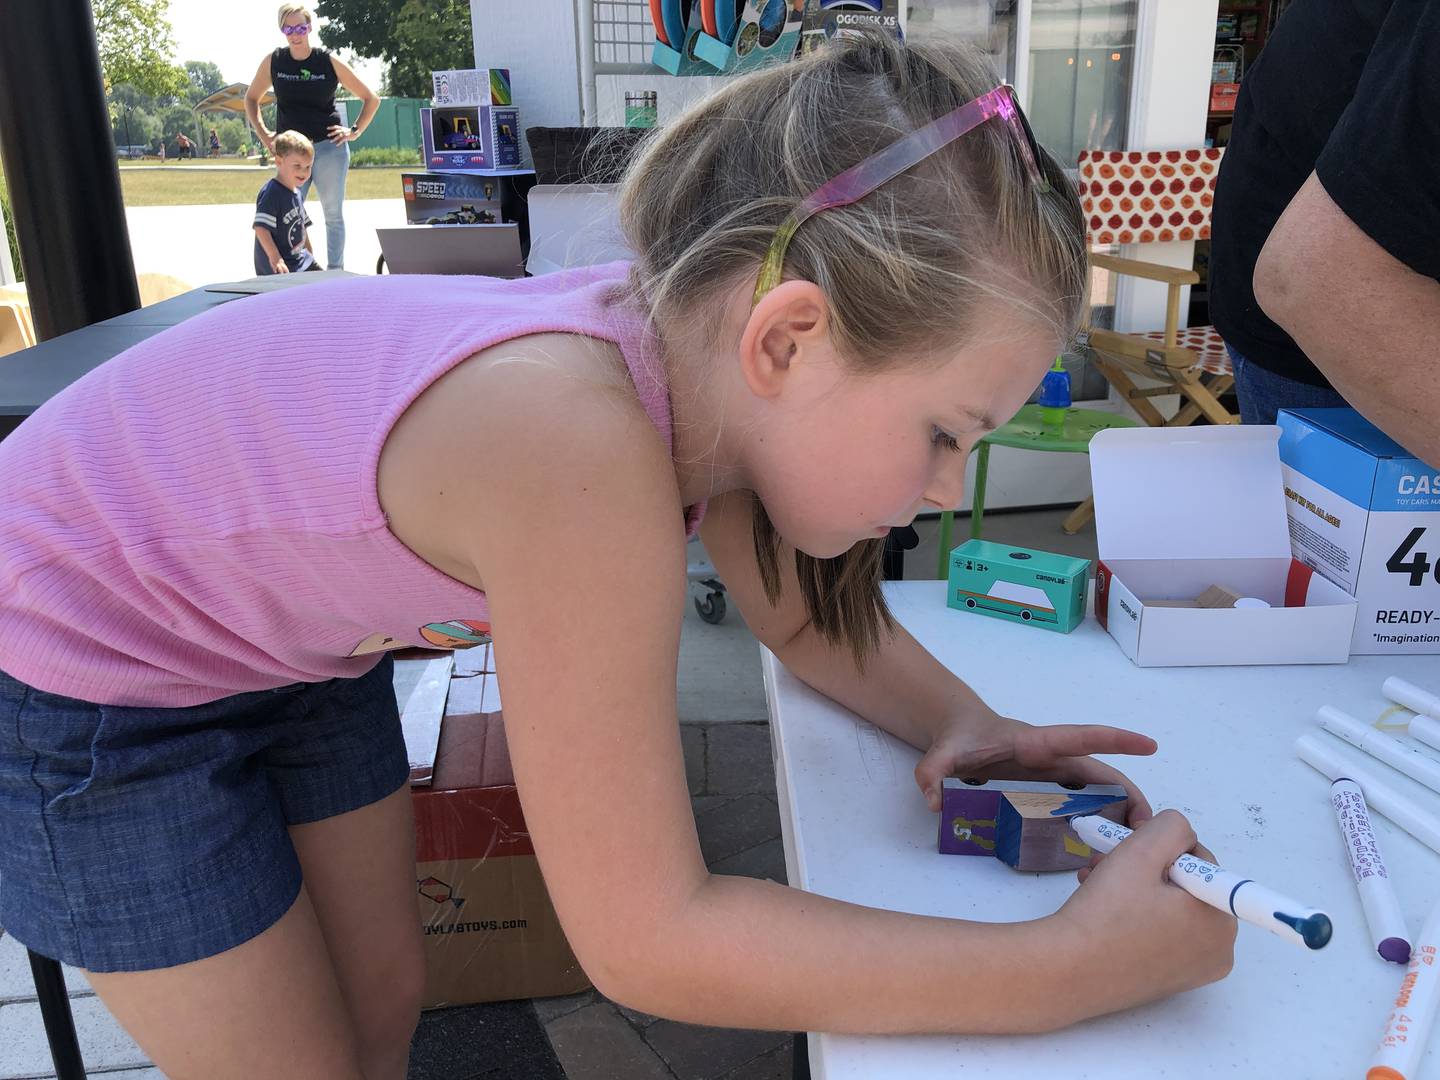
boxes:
[396,647,590,1008]
[1090,426,1357,666]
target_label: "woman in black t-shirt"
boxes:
[244,3,379,270]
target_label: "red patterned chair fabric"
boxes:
[1137,325,1233,377]
[1078,148,1223,247]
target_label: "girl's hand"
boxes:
[1045,810,1237,1023]
[915,710,1157,824]
[270,257,290,274]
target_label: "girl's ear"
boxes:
[737,280,832,399]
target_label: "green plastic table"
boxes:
[934,404,1139,579]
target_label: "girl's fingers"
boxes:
[1014,723,1157,763]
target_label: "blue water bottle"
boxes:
[1038,356,1071,427]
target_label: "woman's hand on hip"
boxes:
[326,124,354,145]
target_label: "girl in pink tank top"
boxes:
[0,34,1232,1073]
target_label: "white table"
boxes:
[762,580,1440,1079]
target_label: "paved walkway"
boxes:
[124,198,404,285]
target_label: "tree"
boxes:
[158,103,202,155]
[183,61,227,105]
[108,83,159,150]
[93,0,188,101]
[316,0,473,98]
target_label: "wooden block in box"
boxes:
[412,709,589,1007]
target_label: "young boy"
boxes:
[252,130,316,276]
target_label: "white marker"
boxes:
[1317,706,1440,797]
[1379,677,1440,754]
[1070,815,1333,950]
[1383,676,1440,720]
[1412,714,1440,756]
[1296,733,1440,855]
[1328,778,1411,964]
[1369,899,1440,1080]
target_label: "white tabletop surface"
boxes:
[762,580,1440,1080]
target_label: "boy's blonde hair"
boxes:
[620,34,1086,665]
[277,4,313,28]
[272,130,314,159]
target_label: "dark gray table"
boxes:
[0,271,357,434]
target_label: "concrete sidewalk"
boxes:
[124,198,404,285]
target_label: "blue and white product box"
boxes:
[421,105,521,171]
[1091,425,1356,667]
[1279,408,1440,654]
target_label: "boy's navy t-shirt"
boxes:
[253,178,314,275]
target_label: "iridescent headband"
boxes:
[752,83,1050,306]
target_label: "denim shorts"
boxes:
[0,655,408,972]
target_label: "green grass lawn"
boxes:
[117,165,411,206]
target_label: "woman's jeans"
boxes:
[1227,344,1349,425]
[300,137,350,270]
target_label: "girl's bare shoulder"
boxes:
[377,333,679,588]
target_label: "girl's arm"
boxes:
[380,338,1233,1036]
[244,55,275,150]
[699,492,1156,815]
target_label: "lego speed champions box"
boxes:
[401,172,505,225]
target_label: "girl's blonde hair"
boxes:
[620,33,1086,666]
[277,4,314,29]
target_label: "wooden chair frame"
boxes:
[1083,252,1237,429]
[1063,254,1238,534]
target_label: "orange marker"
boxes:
[1370,899,1440,1080]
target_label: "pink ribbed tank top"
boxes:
[0,263,704,706]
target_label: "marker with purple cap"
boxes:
[1071,815,1333,950]
[1328,777,1411,964]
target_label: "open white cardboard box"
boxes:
[1090,425,1357,666]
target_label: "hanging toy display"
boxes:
[653,0,808,74]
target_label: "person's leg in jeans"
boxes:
[300,138,350,270]
[1226,343,1349,425]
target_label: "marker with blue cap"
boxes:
[1071,815,1333,950]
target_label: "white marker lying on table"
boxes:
[1296,733,1440,856]
[1327,778,1411,964]
[1381,677,1440,754]
[1383,676,1440,720]
[1070,815,1333,950]
[1317,706,1440,796]
[1369,899,1440,1080]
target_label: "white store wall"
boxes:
[469,0,585,163]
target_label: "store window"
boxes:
[908,0,1139,400]
[1027,0,1136,166]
